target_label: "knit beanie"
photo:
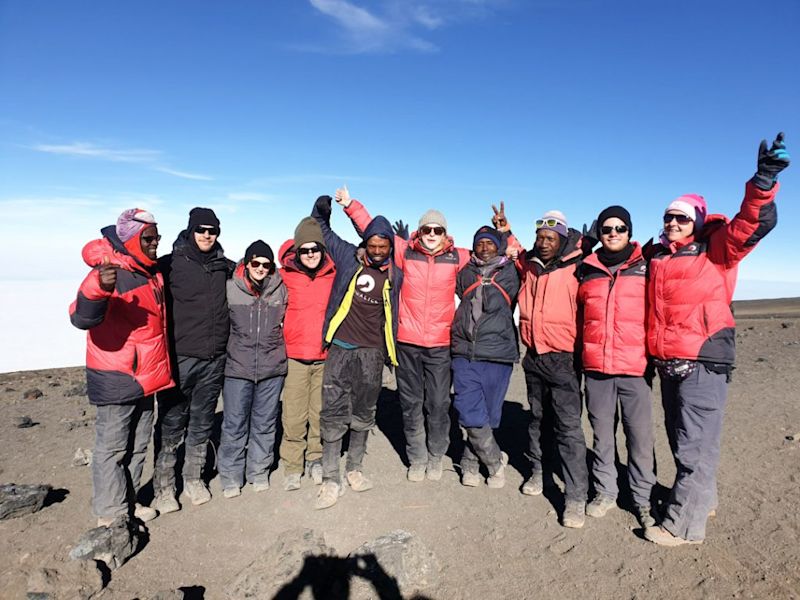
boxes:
[596,205,632,237]
[418,209,447,230]
[473,225,501,251]
[665,194,707,231]
[244,240,274,264]
[294,217,326,250]
[116,208,156,243]
[187,207,221,232]
[537,209,568,239]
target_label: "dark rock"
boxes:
[72,448,93,467]
[226,528,335,599]
[5,386,16,392]
[781,322,793,329]
[755,357,768,363]
[48,382,61,388]
[61,416,94,431]
[27,559,104,599]
[24,389,44,400]
[64,382,88,397]
[15,415,36,428]
[69,517,146,570]
[0,483,52,520]
[349,530,441,596]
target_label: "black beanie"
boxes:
[596,205,632,238]
[187,207,221,232]
[473,225,502,250]
[244,240,274,264]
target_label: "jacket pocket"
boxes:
[132,348,139,374]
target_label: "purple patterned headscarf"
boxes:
[116,208,156,242]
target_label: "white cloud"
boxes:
[30,141,213,181]
[305,0,506,53]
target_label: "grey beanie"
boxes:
[418,209,447,230]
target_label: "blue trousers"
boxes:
[452,357,512,429]
[660,365,727,541]
[218,375,284,489]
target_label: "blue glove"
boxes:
[752,132,790,190]
[393,220,409,241]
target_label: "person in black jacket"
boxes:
[451,226,520,489]
[311,194,404,510]
[153,207,234,513]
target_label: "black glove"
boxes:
[752,132,790,190]
[581,220,599,253]
[313,195,333,222]
[393,219,409,241]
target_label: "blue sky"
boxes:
[0,0,799,367]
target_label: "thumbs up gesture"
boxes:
[335,185,352,208]
[98,256,117,292]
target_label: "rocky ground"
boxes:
[1,299,799,599]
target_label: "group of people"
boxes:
[70,133,789,547]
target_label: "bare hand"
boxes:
[492,201,510,232]
[98,256,117,292]
[335,185,352,208]
[505,246,519,260]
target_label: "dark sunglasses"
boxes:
[420,225,446,236]
[195,225,219,236]
[600,225,629,235]
[141,234,161,244]
[663,213,693,225]
[297,245,322,256]
[249,259,271,269]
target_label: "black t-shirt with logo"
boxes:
[334,266,389,349]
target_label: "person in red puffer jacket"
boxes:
[577,205,656,531]
[69,208,173,527]
[335,186,470,483]
[278,217,336,491]
[644,133,790,547]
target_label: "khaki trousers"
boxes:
[280,359,324,474]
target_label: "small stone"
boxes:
[4,386,16,392]
[24,389,44,400]
[755,357,767,363]
[15,415,36,428]
[69,516,145,570]
[0,483,52,520]
[781,322,793,329]
[48,382,61,388]
[785,433,800,442]
[72,448,93,467]
[27,559,104,599]
[64,382,88,398]
[61,416,93,431]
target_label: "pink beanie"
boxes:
[666,194,707,231]
[116,208,156,242]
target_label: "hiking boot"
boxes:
[315,481,344,510]
[252,479,270,493]
[407,464,426,482]
[586,494,616,518]
[153,490,180,515]
[426,458,443,481]
[345,470,374,492]
[562,500,586,529]
[309,462,324,486]
[461,470,481,487]
[284,473,302,491]
[521,471,543,496]
[183,480,211,506]
[223,486,242,499]
[635,504,656,528]
[644,526,702,546]
[486,452,508,489]
[134,503,157,522]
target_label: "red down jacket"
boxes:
[69,227,173,405]
[345,200,471,347]
[647,181,779,365]
[278,239,336,361]
[577,242,648,376]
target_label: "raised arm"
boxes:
[311,195,358,268]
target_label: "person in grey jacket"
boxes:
[451,226,520,489]
[217,240,288,497]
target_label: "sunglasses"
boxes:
[535,218,565,229]
[195,225,219,236]
[141,234,161,244]
[663,213,693,225]
[420,226,446,236]
[600,225,629,235]
[297,245,322,256]
[249,259,271,269]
